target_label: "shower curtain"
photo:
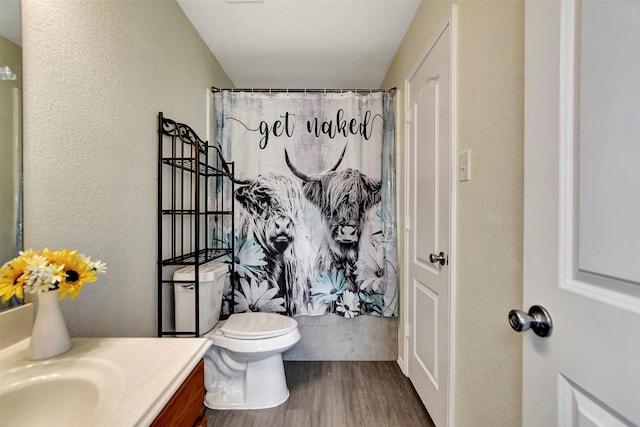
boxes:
[214,90,397,318]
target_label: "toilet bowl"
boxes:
[172,262,300,410]
[203,312,300,410]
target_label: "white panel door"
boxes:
[523,1,640,425]
[405,7,455,427]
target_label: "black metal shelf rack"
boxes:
[157,112,234,337]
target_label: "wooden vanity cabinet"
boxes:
[151,360,206,427]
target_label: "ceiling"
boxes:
[0,0,21,45]
[177,0,421,89]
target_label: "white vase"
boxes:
[27,291,72,360]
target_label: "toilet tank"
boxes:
[173,261,228,335]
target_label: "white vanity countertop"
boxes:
[1,336,210,426]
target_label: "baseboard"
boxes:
[396,356,408,376]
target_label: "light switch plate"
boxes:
[459,149,471,182]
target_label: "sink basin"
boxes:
[0,358,125,427]
[0,305,209,427]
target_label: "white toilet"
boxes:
[173,261,300,410]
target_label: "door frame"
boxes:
[402,5,457,425]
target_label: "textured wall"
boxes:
[381,1,524,425]
[21,0,232,337]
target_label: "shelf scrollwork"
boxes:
[161,116,208,154]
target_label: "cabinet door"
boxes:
[151,360,205,426]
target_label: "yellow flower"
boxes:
[0,259,27,304]
[0,248,106,303]
[0,250,42,303]
[43,248,98,300]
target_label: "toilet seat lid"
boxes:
[220,312,298,340]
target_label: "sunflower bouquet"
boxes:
[0,248,107,303]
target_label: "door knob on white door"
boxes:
[508,305,553,337]
[429,251,447,265]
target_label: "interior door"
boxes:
[405,7,455,427]
[522,0,640,425]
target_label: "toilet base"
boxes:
[204,352,290,410]
[205,390,290,410]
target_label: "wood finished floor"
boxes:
[206,361,435,427]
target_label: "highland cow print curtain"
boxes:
[214,90,397,318]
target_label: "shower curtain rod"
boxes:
[211,86,396,94]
